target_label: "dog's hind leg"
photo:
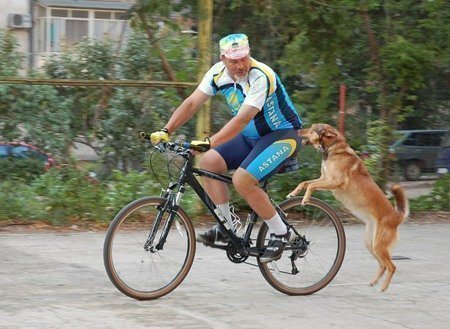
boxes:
[368,222,387,288]
[363,221,385,288]
[364,221,376,259]
[372,226,397,291]
[370,263,386,288]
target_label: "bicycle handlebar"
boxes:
[140,132,192,155]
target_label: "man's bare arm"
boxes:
[164,88,211,134]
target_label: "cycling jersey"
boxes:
[198,58,302,139]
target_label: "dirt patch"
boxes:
[1,211,448,234]
[407,211,450,223]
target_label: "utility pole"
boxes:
[194,0,213,213]
[196,0,213,140]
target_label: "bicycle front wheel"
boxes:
[257,196,346,295]
[103,197,196,300]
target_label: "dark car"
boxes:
[435,134,450,177]
[389,129,448,180]
[0,142,56,169]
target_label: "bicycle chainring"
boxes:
[226,242,249,263]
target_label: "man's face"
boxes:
[222,55,251,80]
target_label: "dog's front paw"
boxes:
[287,183,306,198]
[301,197,310,206]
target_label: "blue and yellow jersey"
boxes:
[198,58,302,139]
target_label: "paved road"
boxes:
[1,222,449,329]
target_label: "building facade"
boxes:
[0,0,136,70]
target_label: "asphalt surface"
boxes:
[1,221,450,329]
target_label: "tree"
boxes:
[43,29,198,172]
[0,29,72,157]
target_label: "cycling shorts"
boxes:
[214,129,301,181]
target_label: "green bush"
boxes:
[30,167,106,224]
[0,162,447,225]
[104,169,162,211]
[0,180,47,220]
[410,175,450,212]
[0,158,45,183]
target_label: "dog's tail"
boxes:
[391,184,409,222]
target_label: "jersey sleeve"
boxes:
[242,70,270,111]
[198,64,221,96]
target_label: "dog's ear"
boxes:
[320,125,339,138]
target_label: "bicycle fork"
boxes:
[144,183,186,252]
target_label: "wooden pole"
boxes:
[194,0,213,213]
[195,0,213,140]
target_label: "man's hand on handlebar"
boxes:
[149,128,170,145]
[188,137,211,153]
[141,131,211,153]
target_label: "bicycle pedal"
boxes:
[248,247,262,257]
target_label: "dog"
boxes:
[288,123,409,291]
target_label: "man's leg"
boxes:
[196,134,252,244]
[232,168,287,234]
[200,149,229,204]
[232,168,289,263]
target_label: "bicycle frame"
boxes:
[159,149,263,255]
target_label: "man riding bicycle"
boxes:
[150,33,302,263]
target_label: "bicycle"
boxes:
[103,135,346,300]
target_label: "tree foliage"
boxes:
[207,0,449,186]
[207,0,449,127]
[0,30,72,156]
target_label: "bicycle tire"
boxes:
[257,196,346,295]
[103,196,196,300]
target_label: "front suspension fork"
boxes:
[146,186,186,252]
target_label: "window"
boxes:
[66,19,89,47]
[36,5,129,53]
[95,11,111,19]
[11,146,32,158]
[10,146,47,162]
[402,132,445,147]
[51,9,68,17]
[403,133,418,146]
[73,10,89,18]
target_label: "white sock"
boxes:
[264,213,287,235]
[217,203,234,231]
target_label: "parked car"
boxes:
[435,133,450,177]
[389,129,448,180]
[0,142,56,170]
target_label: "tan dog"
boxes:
[288,123,409,291]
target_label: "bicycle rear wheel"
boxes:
[103,197,196,300]
[257,196,346,295]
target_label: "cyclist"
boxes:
[150,33,302,262]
